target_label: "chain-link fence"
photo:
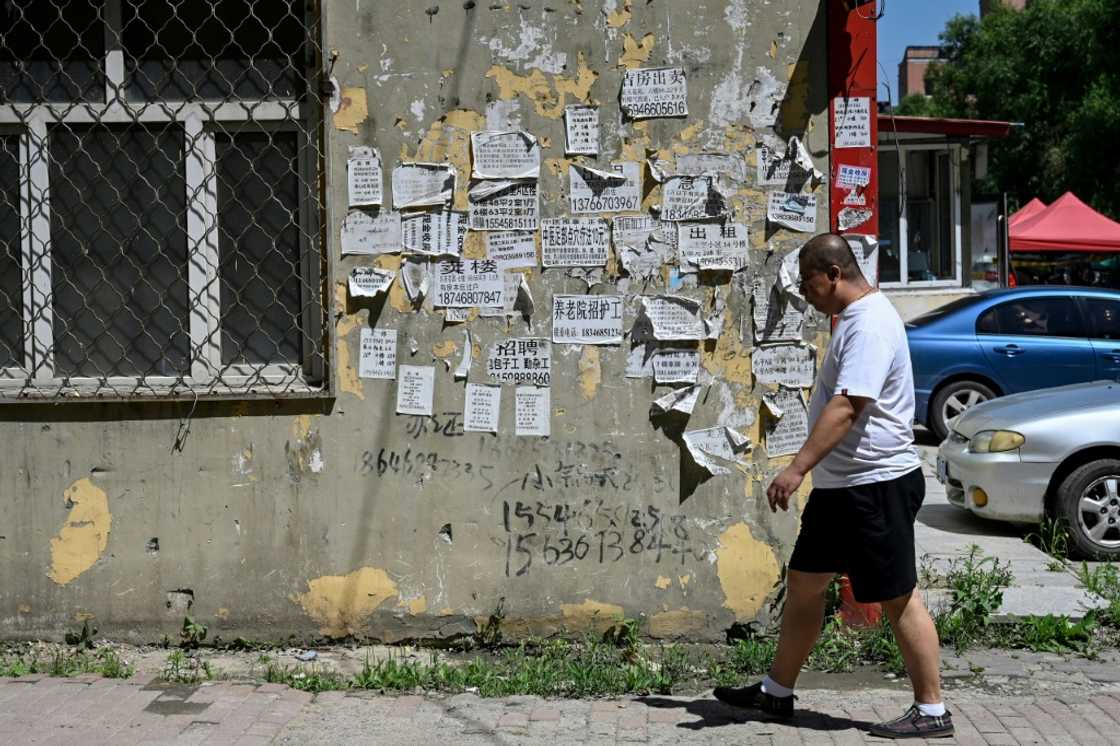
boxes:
[0,0,326,401]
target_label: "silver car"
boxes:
[937,380,1120,559]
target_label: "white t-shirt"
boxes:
[807,291,920,488]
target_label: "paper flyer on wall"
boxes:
[468,181,539,231]
[432,258,505,308]
[396,365,435,416]
[401,210,468,257]
[846,234,879,286]
[392,162,456,209]
[400,257,431,303]
[347,146,383,207]
[620,67,688,119]
[837,206,872,232]
[340,209,402,256]
[652,349,700,384]
[568,162,641,214]
[833,96,871,148]
[766,191,817,233]
[444,307,471,323]
[751,275,805,343]
[358,328,396,380]
[464,382,501,433]
[755,136,818,187]
[676,153,748,184]
[836,164,871,188]
[763,387,810,458]
[551,294,623,345]
[650,384,701,416]
[682,426,751,476]
[564,104,600,155]
[613,216,667,281]
[487,337,551,385]
[454,329,473,380]
[470,130,541,180]
[348,267,395,298]
[479,272,523,318]
[639,295,706,341]
[515,386,550,436]
[660,175,725,222]
[486,231,537,271]
[677,221,749,273]
[540,217,610,267]
[752,343,816,388]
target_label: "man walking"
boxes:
[714,233,951,739]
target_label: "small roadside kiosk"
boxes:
[1010,192,1120,289]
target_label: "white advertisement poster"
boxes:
[551,295,624,345]
[392,162,456,209]
[486,231,537,271]
[515,386,551,437]
[340,210,401,256]
[396,365,435,416]
[432,258,505,308]
[650,384,701,416]
[569,162,642,214]
[348,267,396,298]
[766,191,818,233]
[752,343,816,387]
[464,383,502,433]
[358,328,396,380]
[620,67,688,119]
[677,221,749,272]
[836,163,871,188]
[639,295,706,341]
[833,96,872,148]
[564,105,600,155]
[470,130,541,180]
[540,218,610,267]
[401,210,468,257]
[468,181,539,231]
[652,349,700,384]
[661,176,724,222]
[347,146,383,207]
[751,276,805,343]
[487,337,552,386]
[682,426,751,476]
[764,387,810,458]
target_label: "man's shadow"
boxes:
[637,696,874,733]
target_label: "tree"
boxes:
[894,94,936,117]
[923,0,1120,217]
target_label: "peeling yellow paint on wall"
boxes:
[292,566,399,638]
[333,87,368,134]
[716,523,781,621]
[48,478,112,586]
[404,596,428,614]
[216,607,230,620]
[606,0,632,27]
[17,602,31,614]
[655,575,671,590]
[701,309,751,396]
[403,109,486,210]
[619,32,654,68]
[432,340,459,358]
[648,608,707,638]
[559,599,625,634]
[462,231,487,260]
[291,415,312,442]
[334,293,365,399]
[486,54,598,119]
[678,574,690,588]
[578,346,602,400]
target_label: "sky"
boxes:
[876,0,978,104]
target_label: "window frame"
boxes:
[0,0,324,400]
[1079,295,1120,342]
[879,142,964,290]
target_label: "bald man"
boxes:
[715,233,951,740]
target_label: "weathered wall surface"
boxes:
[0,0,830,643]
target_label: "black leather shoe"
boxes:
[868,705,954,739]
[712,682,794,720]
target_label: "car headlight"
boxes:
[969,430,1025,453]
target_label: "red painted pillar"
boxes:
[828,0,882,628]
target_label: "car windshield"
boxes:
[907,295,989,327]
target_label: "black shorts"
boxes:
[788,467,925,603]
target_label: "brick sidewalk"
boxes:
[3,675,1120,745]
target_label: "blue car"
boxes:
[906,286,1120,439]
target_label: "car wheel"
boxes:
[930,380,995,440]
[1056,459,1120,560]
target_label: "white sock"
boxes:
[760,675,794,698]
[916,702,946,717]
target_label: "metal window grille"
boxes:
[0,0,326,401]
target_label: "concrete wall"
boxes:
[1,0,830,643]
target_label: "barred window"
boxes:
[0,0,324,400]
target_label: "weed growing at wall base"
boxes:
[0,645,133,679]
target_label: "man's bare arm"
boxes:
[766,394,869,511]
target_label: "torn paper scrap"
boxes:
[470,130,540,180]
[432,258,504,307]
[358,328,396,380]
[767,191,817,233]
[392,162,456,209]
[486,231,537,271]
[551,294,623,345]
[468,181,539,231]
[789,136,823,184]
[401,257,431,304]
[678,221,749,273]
[652,349,699,384]
[778,248,807,311]
[661,175,726,222]
[564,104,600,155]
[487,337,551,386]
[846,234,880,286]
[625,342,656,379]
[541,217,610,268]
[705,287,726,340]
[454,329,473,380]
[676,153,748,184]
[764,387,809,458]
[639,295,705,341]
[444,307,471,323]
[515,386,550,437]
[347,146,383,207]
[401,210,468,257]
[614,216,671,281]
[650,383,701,416]
[569,162,641,214]
[752,343,816,388]
[833,96,871,149]
[746,66,785,129]
[836,164,871,189]
[837,206,872,232]
[396,364,435,416]
[464,382,502,433]
[515,274,535,319]
[348,266,395,298]
[620,66,688,119]
[755,136,818,188]
[682,426,751,476]
[340,209,401,256]
[752,275,805,343]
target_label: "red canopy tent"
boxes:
[1011,192,1120,253]
[1009,197,1046,227]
